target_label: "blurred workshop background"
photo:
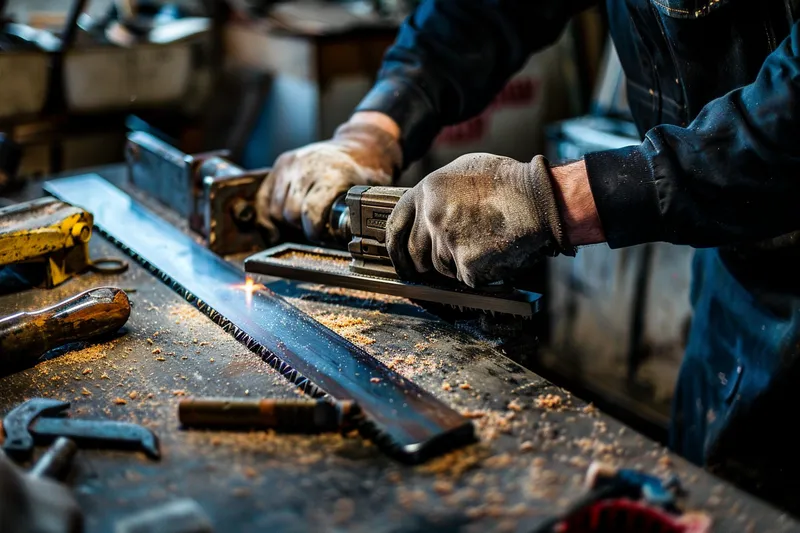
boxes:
[1,0,688,440]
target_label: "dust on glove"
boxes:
[386,153,573,288]
[256,122,402,244]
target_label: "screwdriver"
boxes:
[0,287,131,370]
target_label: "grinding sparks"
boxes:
[232,277,265,306]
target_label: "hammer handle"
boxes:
[0,287,130,368]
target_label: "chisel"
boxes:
[0,287,131,370]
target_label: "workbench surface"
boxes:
[0,170,798,533]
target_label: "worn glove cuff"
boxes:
[333,122,404,180]
[528,155,576,257]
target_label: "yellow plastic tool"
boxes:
[0,197,125,288]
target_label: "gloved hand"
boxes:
[255,121,402,244]
[386,153,575,288]
[0,455,82,533]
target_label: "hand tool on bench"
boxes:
[45,174,475,464]
[0,197,128,289]
[2,398,161,462]
[124,131,541,317]
[533,461,712,533]
[178,397,361,433]
[0,287,131,372]
[28,437,78,481]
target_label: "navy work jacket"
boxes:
[357,0,800,292]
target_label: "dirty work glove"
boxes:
[386,153,574,288]
[256,122,403,244]
[0,455,83,533]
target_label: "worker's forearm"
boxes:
[348,112,401,142]
[551,160,605,246]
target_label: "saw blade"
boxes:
[44,174,475,463]
[244,244,541,319]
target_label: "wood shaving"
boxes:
[82,368,92,375]
[535,394,563,410]
[484,453,513,469]
[459,383,472,390]
[313,313,375,346]
[442,382,452,392]
[418,446,489,478]
[433,480,454,495]
[129,391,139,400]
[113,398,127,405]
[36,342,114,370]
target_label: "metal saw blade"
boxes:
[44,174,475,463]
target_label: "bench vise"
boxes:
[125,131,268,256]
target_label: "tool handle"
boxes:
[0,287,131,369]
[29,437,77,480]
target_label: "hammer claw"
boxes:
[3,399,70,460]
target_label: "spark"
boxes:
[232,277,265,306]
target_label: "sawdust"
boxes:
[37,341,115,373]
[385,354,437,377]
[535,394,563,410]
[418,446,490,478]
[298,284,408,307]
[468,409,519,441]
[275,250,351,274]
[185,429,364,466]
[168,304,204,324]
[313,313,376,345]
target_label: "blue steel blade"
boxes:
[44,174,474,462]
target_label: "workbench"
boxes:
[0,166,798,533]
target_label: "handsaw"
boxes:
[44,174,475,463]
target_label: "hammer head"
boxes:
[3,398,160,461]
[3,398,70,460]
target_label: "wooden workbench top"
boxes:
[0,170,798,532]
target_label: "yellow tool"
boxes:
[0,197,127,288]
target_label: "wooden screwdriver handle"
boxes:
[0,287,130,369]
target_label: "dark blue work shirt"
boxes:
[356,0,800,291]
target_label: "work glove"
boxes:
[0,455,83,533]
[386,153,574,288]
[255,121,403,244]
